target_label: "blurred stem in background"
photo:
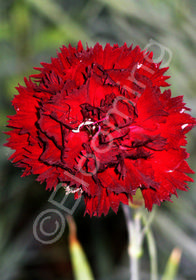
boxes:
[10,1,31,59]
[122,202,182,280]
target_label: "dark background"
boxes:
[0,0,196,279]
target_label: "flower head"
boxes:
[5,41,196,216]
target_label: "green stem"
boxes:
[146,227,158,280]
[122,205,143,280]
[142,209,158,280]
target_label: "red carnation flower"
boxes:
[5,41,196,216]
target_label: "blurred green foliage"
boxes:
[0,0,196,279]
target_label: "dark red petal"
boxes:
[84,188,129,217]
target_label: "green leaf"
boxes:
[162,248,182,280]
[67,216,94,280]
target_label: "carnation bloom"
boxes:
[5,41,196,216]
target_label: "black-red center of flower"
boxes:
[74,119,100,137]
